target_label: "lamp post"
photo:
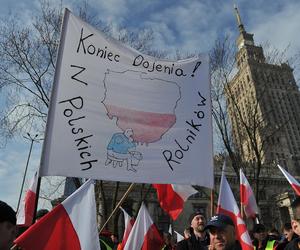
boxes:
[16,133,40,212]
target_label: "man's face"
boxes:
[190,214,206,233]
[0,221,16,250]
[283,228,294,241]
[209,225,236,250]
[291,219,300,236]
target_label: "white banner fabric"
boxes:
[40,9,213,187]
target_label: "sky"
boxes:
[0,0,300,211]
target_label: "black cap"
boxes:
[253,224,266,233]
[188,211,204,224]
[0,200,16,225]
[292,197,300,208]
[204,214,234,231]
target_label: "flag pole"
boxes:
[210,188,214,217]
[31,176,42,224]
[99,183,135,233]
[16,133,39,212]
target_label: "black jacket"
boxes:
[176,232,209,250]
[285,238,300,250]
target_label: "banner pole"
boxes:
[99,183,135,233]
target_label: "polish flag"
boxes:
[119,207,135,249]
[153,184,198,220]
[17,172,38,226]
[174,231,184,242]
[240,169,258,218]
[14,179,100,250]
[217,163,253,250]
[123,203,164,250]
[278,164,300,195]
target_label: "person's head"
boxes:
[189,211,206,234]
[110,233,118,243]
[35,209,49,221]
[283,222,294,241]
[124,128,133,140]
[292,197,300,216]
[205,214,236,250]
[253,224,267,242]
[0,201,17,250]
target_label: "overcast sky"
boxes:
[0,0,300,210]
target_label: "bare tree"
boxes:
[0,0,165,231]
[210,36,244,178]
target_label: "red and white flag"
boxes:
[217,163,253,250]
[119,207,135,249]
[174,231,184,242]
[123,203,164,250]
[153,184,198,220]
[278,164,300,195]
[240,169,258,218]
[17,172,38,226]
[14,179,100,250]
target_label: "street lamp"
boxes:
[16,133,40,212]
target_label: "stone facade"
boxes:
[227,8,300,175]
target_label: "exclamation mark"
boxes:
[191,61,202,77]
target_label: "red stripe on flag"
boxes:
[240,184,247,205]
[141,223,164,250]
[23,190,36,226]
[153,184,184,220]
[292,184,300,196]
[15,204,81,250]
[120,218,135,249]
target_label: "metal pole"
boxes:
[16,134,39,212]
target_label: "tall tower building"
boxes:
[226,6,300,174]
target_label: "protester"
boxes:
[0,201,17,250]
[205,214,241,250]
[252,224,278,249]
[162,232,176,250]
[283,222,297,242]
[110,233,119,250]
[176,211,209,250]
[285,197,300,249]
[276,222,297,250]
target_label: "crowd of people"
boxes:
[2,198,300,250]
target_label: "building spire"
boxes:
[234,4,245,33]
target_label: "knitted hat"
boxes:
[0,200,16,225]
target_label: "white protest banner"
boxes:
[40,9,213,187]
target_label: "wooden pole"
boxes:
[99,183,135,233]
